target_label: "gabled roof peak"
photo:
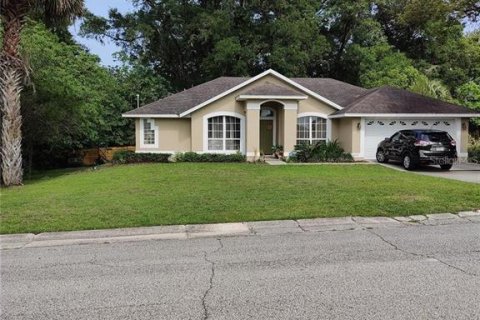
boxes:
[122,70,368,118]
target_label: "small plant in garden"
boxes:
[291,140,353,163]
[271,145,284,159]
[468,136,480,163]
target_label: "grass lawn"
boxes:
[1,163,479,234]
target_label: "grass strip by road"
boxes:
[1,163,479,234]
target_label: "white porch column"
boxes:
[246,101,261,161]
[283,101,298,157]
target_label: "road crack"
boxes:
[201,238,223,320]
[365,228,479,277]
[294,220,308,232]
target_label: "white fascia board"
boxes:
[122,114,181,118]
[236,95,308,101]
[179,69,344,117]
[329,113,480,119]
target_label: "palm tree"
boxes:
[409,75,452,102]
[0,0,83,186]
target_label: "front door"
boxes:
[260,120,274,154]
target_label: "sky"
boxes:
[70,0,135,66]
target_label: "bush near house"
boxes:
[175,152,246,163]
[290,140,354,163]
[468,137,480,163]
[112,151,171,164]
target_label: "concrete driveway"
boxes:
[376,161,480,184]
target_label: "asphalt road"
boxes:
[1,221,480,319]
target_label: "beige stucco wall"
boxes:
[277,109,285,146]
[135,119,140,148]
[331,117,361,155]
[135,118,191,152]
[298,98,336,116]
[461,118,469,154]
[351,118,361,155]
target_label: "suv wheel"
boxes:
[402,153,417,170]
[440,164,453,171]
[376,149,388,163]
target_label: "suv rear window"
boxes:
[419,132,452,142]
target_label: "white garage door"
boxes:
[364,118,459,159]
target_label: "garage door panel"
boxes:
[364,118,458,159]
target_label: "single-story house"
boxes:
[123,69,479,161]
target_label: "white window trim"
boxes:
[140,118,159,149]
[296,113,329,144]
[297,113,331,142]
[203,111,245,154]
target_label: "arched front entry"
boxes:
[259,101,281,154]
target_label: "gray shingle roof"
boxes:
[332,86,476,115]
[123,75,474,117]
[123,76,367,116]
[292,78,367,106]
[124,77,248,116]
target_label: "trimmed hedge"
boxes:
[175,152,246,163]
[112,150,171,164]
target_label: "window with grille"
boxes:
[143,119,155,145]
[208,116,241,151]
[297,116,327,145]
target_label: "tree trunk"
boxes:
[0,64,23,186]
[1,1,28,186]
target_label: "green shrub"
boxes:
[290,140,354,163]
[468,137,480,163]
[175,152,246,163]
[112,150,171,164]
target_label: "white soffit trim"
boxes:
[236,95,308,101]
[179,69,344,117]
[329,113,480,119]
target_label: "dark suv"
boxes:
[376,129,457,170]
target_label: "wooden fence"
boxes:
[81,146,135,166]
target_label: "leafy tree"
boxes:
[456,81,480,125]
[110,55,170,108]
[317,0,375,78]
[347,43,423,89]
[1,0,83,186]
[19,21,126,169]
[409,75,452,101]
[81,0,331,89]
